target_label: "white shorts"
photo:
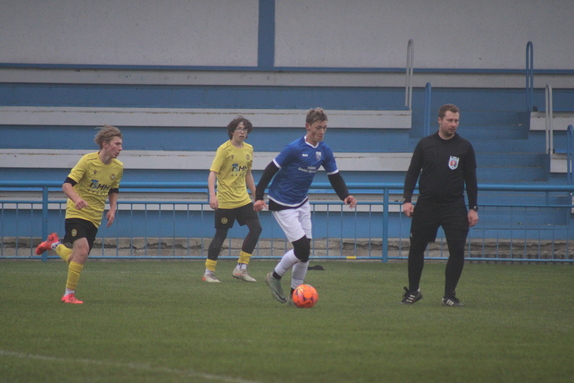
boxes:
[272,200,312,243]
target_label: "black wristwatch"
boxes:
[471,206,478,211]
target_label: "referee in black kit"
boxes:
[400,104,479,307]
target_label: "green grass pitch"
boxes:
[0,260,572,382]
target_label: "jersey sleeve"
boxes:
[464,144,478,209]
[112,167,123,189]
[246,145,254,171]
[273,142,297,168]
[67,155,88,183]
[321,145,339,174]
[403,141,424,203]
[209,145,226,173]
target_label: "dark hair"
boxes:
[306,107,328,125]
[227,116,253,139]
[438,104,460,119]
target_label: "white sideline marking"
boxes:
[0,349,262,383]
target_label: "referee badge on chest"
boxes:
[448,156,460,170]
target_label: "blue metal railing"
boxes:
[526,41,534,113]
[1,181,573,262]
[405,39,414,110]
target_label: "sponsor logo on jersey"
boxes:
[232,163,248,173]
[90,179,112,192]
[449,156,460,170]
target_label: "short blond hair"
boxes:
[94,125,122,149]
[306,107,328,125]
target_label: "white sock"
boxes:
[51,241,61,250]
[236,263,247,271]
[291,261,309,289]
[65,288,74,296]
[275,250,299,277]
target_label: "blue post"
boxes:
[41,186,49,262]
[567,125,573,185]
[423,82,432,137]
[382,187,389,263]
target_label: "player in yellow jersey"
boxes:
[36,125,124,304]
[203,117,262,283]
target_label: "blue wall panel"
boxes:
[0,84,407,110]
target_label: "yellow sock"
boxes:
[205,259,217,272]
[55,244,72,263]
[66,261,84,291]
[238,251,252,265]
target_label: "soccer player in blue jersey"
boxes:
[254,107,357,304]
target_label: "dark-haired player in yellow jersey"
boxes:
[203,117,262,283]
[36,125,124,304]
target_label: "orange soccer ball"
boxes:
[292,284,319,308]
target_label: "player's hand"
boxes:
[468,209,479,227]
[106,210,116,227]
[209,196,218,210]
[253,200,267,212]
[74,198,89,210]
[344,195,357,209]
[402,202,414,218]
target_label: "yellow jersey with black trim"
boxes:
[65,152,124,227]
[210,141,253,209]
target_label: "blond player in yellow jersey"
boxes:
[36,125,124,304]
[203,117,262,283]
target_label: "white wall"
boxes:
[0,0,259,66]
[0,0,572,69]
[276,0,573,69]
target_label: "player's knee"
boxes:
[293,236,311,262]
[249,221,262,237]
[208,228,228,253]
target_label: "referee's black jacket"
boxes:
[403,132,478,210]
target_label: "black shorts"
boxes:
[64,218,98,251]
[214,202,259,229]
[410,200,469,244]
